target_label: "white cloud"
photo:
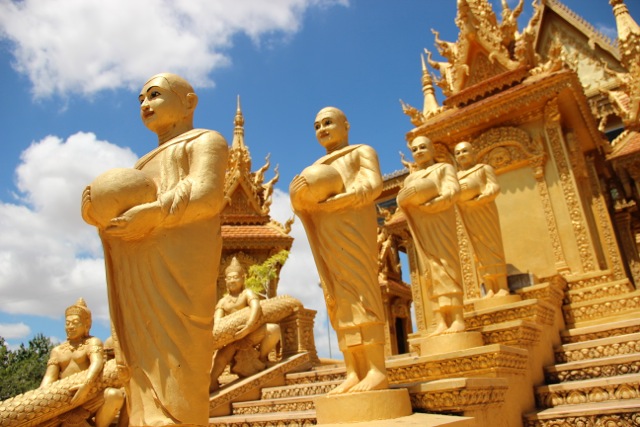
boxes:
[0,132,137,323]
[0,142,339,358]
[0,322,30,340]
[0,0,348,98]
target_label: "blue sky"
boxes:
[0,0,637,358]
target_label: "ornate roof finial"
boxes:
[421,53,440,117]
[609,0,640,128]
[232,95,245,150]
[611,0,639,37]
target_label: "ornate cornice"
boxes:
[408,71,601,152]
[386,345,528,384]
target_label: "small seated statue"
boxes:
[210,257,281,391]
[40,298,125,427]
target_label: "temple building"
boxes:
[4,1,640,426]
[376,0,640,425]
[218,97,294,299]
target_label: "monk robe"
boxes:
[294,144,386,350]
[101,128,227,426]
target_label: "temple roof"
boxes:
[221,96,293,252]
[222,223,293,249]
[537,0,618,56]
[381,278,412,298]
[608,130,640,160]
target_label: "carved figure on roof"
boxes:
[377,228,401,285]
[82,72,229,427]
[290,106,389,394]
[454,141,510,298]
[499,0,524,54]
[40,298,125,427]
[432,29,458,63]
[425,48,467,96]
[210,257,282,391]
[400,99,427,127]
[514,0,542,68]
[397,136,465,336]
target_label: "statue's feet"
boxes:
[495,288,510,297]
[444,319,465,334]
[328,373,359,395]
[348,370,389,393]
[484,289,495,298]
[427,323,448,337]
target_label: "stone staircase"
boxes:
[206,277,640,427]
[209,363,345,426]
[522,318,640,426]
[208,361,476,426]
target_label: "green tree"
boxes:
[0,334,54,400]
[245,250,290,298]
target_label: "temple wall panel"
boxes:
[495,166,558,278]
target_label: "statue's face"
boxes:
[225,271,244,293]
[65,314,88,341]
[409,136,434,168]
[314,110,348,150]
[454,142,475,169]
[138,76,186,134]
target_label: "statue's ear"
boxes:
[186,93,198,112]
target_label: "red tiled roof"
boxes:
[608,131,640,160]
[222,224,291,239]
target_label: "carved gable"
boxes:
[219,97,293,299]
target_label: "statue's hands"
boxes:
[319,191,351,210]
[465,193,487,207]
[397,186,416,205]
[105,202,159,241]
[289,175,309,209]
[290,175,308,193]
[69,380,92,405]
[234,324,250,340]
[423,192,455,213]
[81,186,98,227]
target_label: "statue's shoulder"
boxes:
[85,336,103,347]
[352,144,377,156]
[191,128,227,146]
[216,295,230,309]
[242,288,259,302]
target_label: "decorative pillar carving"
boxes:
[280,307,320,365]
[613,209,640,287]
[456,207,480,299]
[543,99,597,273]
[585,156,628,281]
[405,239,428,333]
[531,153,570,274]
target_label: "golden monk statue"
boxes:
[81,73,229,426]
[455,141,509,297]
[397,136,465,336]
[40,298,125,427]
[210,257,281,391]
[290,107,388,394]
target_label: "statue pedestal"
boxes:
[473,294,521,311]
[314,388,412,424]
[410,331,484,357]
